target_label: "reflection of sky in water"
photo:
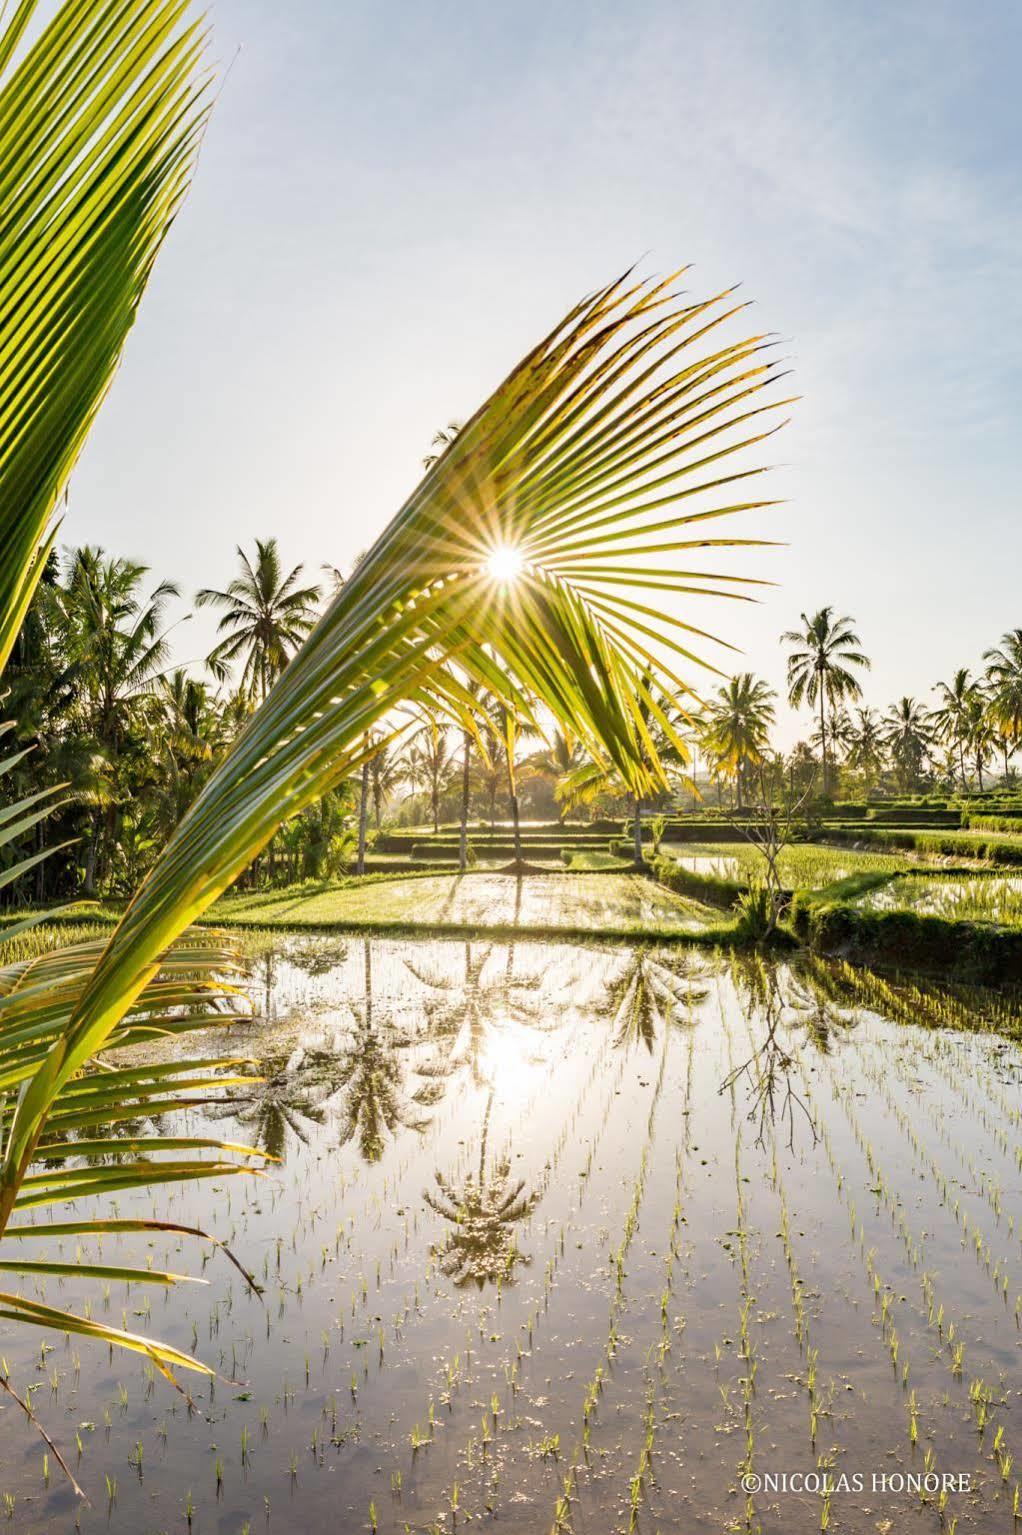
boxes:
[3,937,1022,1534]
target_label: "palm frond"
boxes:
[0,0,210,672]
[1,271,787,1209]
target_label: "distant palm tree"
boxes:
[197,537,321,701]
[882,697,933,792]
[782,608,870,796]
[932,668,979,790]
[369,740,402,829]
[965,688,996,791]
[407,714,457,834]
[984,630,1022,779]
[559,672,690,864]
[844,706,886,793]
[454,677,490,871]
[527,728,584,822]
[700,673,776,809]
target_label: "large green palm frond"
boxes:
[0,0,209,673]
[1,268,791,1204]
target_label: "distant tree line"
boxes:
[4,543,1021,904]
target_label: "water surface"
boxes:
[3,935,1022,1534]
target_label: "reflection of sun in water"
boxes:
[479,1023,538,1108]
[485,543,525,585]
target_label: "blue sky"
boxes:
[65,0,1021,743]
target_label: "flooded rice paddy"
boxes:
[218,871,717,934]
[4,934,1022,1533]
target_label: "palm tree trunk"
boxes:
[356,750,370,876]
[504,735,523,864]
[83,810,100,895]
[459,729,471,872]
[431,774,440,835]
[632,793,644,867]
[509,786,523,864]
[819,686,828,797]
[976,751,985,792]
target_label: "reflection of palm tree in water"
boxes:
[336,938,428,1163]
[208,1045,331,1160]
[606,947,707,1053]
[425,1084,537,1287]
[412,933,548,1285]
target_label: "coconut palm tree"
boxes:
[882,697,933,792]
[843,706,886,793]
[422,421,463,470]
[932,668,979,791]
[965,689,996,791]
[497,701,529,867]
[369,740,402,830]
[782,608,870,796]
[526,728,585,822]
[699,672,776,809]
[406,714,457,834]
[197,538,321,701]
[984,630,1022,780]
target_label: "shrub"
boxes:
[733,882,772,943]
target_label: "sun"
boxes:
[484,543,525,585]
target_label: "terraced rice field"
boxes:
[4,936,1022,1532]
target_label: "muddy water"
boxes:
[2,936,1022,1534]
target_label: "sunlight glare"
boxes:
[485,543,525,585]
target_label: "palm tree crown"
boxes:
[782,607,870,794]
[882,696,933,791]
[932,668,980,789]
[197,538,321,701]
[984,630,1022,769]
[700,672,776,807]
